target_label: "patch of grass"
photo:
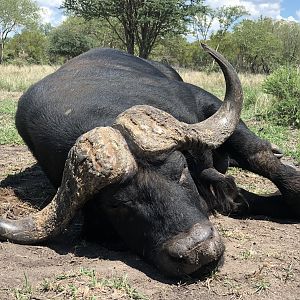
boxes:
[0,65,56,92]
[0,65,54,145]
[55,271,78,281]
[246,121,300,162]
[80,268,98,288]
[180,70,267,104]
[98,275,148,300]
[0,99,23,145]
[0,98,18,114]
[14,268,149,300]
[254,279,270,294]
[40,279,51,293]
[240,249,256,260]
[14,274,32,300]
[283,263,295,283]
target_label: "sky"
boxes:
[37,0,300,27]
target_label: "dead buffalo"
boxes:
[0,44,299,278]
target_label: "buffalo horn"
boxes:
[0,127,137,243]
[114,44,243,156]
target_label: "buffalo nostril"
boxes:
[158,223,225,277]
[165,224,215,261]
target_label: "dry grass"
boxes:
[0,65,298,160]
[0,65,58,92]
[180,69,226,98]
[179,69,300,162]
[180,70,266,91]
[180,70,273,116]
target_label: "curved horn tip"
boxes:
[201,43,211,52]
[200,42,207,49]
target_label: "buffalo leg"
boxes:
[222,122,300,216]
[195,167,297,218]
[238,189,298,219]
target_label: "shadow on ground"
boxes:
[0,163,179,284]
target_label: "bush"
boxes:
[263,66,300,128]
[243,86,259,108]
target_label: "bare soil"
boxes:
[0,145,299,300]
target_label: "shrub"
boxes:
[243,86,259,108]
[262,66,300,128]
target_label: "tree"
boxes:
[151,35,201,68]
[48,16,123,63]
[217,6,249,36]
[40,23,54,36]
[263,66,300,127]
[192,6,218,42]
[5,28,49,64]
[49,18,95,62]
[274,20,300,66]
[229,18,283,73]
[211,5,249,54]
[0,0,40,63]
[62,0,205,58]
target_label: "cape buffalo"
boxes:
[0,44,299,278]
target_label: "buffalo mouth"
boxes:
[155,223,225,278]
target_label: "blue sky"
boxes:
[281,0,300,20]
[37,0,300,26]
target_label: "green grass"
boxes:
[14,274,32,300]
[240,249,255,260]
[0,98,23,145]
[0,79,28,92]
[247,122,299,160]
[0,98,18,114]
[0,65,57,145]
[254,279,270,294]
[242,104,300,163]
[11,269,148,300]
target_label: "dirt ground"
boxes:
[0,145,299,300]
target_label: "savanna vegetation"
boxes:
[0,64,299,162]
[0,0,299,134]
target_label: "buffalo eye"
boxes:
[154,151,188,182]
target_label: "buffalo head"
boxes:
[0,44,243,277]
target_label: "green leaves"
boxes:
[0,0,39,27]
[263,66,300,128]
[62,0,205,58]
[48,17,124,62]
[6,29,49,64]
[0,0,40,63]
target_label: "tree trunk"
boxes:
[138,45,150,59]
[123,25,135,55]
[0,42,3,64]
[126,40,135,55]
[138,34,156,59]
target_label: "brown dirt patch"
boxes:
[0,145,299,299]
